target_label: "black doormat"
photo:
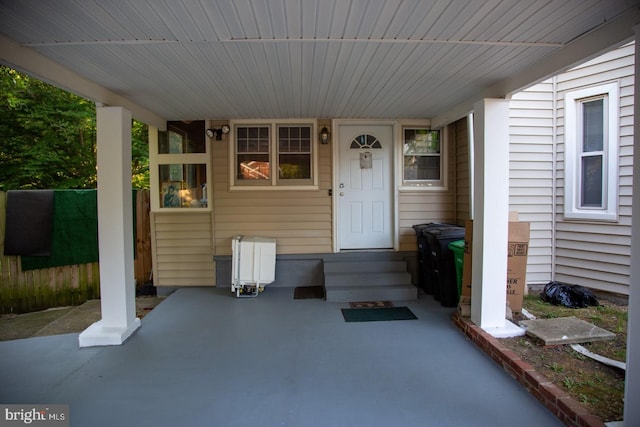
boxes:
[341,307,417,322]
[294,286,325,299]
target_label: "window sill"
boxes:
[230,185,319,191]
[399,185,448,192]
[152,207,212,213]
[563,211,618,222]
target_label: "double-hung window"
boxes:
[564,83,619,221]
[401,128,446,189]
[231,120,317,189]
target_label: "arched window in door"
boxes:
[350,134,382,149]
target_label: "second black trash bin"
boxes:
[412,223,458,294]
[423,225,465,307]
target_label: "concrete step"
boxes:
[325,284,418,303]
[323,258,417,302]
[324,271,412,287]
[323,260,407,274]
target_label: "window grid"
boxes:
[402,129,442,183]
[233,123,316,187]
[236,126,270,154]
[278,126,312,154]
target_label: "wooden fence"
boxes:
[0,190,152,314]
[134,189,152,286]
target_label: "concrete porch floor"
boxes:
[0,287,563,427]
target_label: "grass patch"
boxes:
[504,293,627,422]
[545,362,564,373]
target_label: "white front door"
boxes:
[337,124,393,250]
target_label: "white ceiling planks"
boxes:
[1,0,639,122]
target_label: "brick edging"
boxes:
[451,312,605,427]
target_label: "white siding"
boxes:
[509,81,555,284]
[510,42,634,295]
[553,43,634,295]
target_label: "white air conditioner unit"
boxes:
[231,235,276,298]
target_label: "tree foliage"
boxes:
[0,66,149,190]
[131,119,150,189]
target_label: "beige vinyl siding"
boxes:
[509,81,555,284]
[212,127,333,256]
[553,43,634,295]
[452,117,471,224]
[150,212,215,286]
[398,124,457,252]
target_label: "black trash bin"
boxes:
[423,226,465,307]
[412,223,458,294]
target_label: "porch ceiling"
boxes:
[1,0,639,125]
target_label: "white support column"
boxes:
[79,106,140,347]
[623,29,640,426]
[471,99,522,337]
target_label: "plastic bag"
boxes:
[541,281,599,308]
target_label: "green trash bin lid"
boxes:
[448,240,465,296]
[448,239,465,251]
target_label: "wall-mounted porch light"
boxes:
[206,125,230,140]
[320,126,330,144]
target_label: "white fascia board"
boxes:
[0,34,166,131]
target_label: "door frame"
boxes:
[332,119,399,252]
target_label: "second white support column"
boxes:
[471,99,522,337]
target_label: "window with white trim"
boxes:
[401,128,445,188]
[564,82,619,221]
[231,120,318,189]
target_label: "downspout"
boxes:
[551,76,558,281]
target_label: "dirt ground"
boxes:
[0,296,165,341]
[503,294,628,422]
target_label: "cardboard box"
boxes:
[459,214,530,312]
[507,221,530,312]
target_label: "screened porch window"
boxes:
[158,164,207,208]
[154,120,210,209]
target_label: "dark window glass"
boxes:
[158,121,205,154]
[583,99,604,153]
[581,155,603,207]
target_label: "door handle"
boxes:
[340,192,344,196]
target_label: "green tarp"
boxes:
[21,190,99,271]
